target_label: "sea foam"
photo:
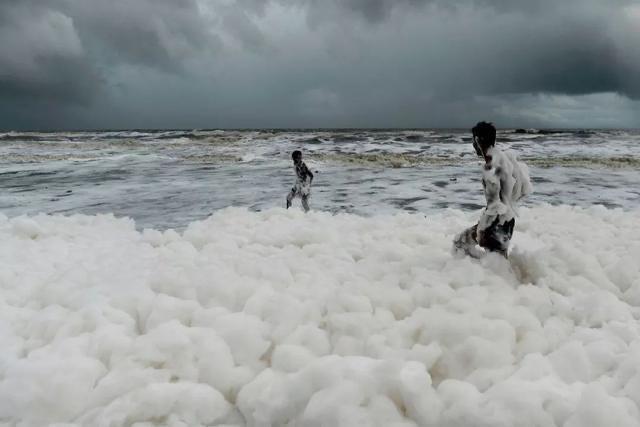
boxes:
[0,206,639,426]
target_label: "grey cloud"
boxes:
[0,0,639,129]
[221,7,272,53]
[305,0,640,100]
[61,0,221,71]
[303,0,634,23]
[0,2,101,107]
[0,0,221,123]
[427,15,634,98]
[220,0,639,100]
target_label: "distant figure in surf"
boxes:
[453,122,533,258]
[286,150,314,212]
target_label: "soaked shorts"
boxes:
[291,181,311,197]
[478,217,515,255]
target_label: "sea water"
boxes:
[1,129,639,229]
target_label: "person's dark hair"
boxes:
[292,150,302,161]
[472,121,496,156]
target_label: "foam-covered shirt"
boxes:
[478,146,533,231]
[295,161,313,184]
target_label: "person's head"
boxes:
[292,150,302,163]
[471,121,496,157]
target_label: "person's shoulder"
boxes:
[490,145,507,157]
[503,148,530,169]
[502,147,517,158]
[484,146,503,166]
[496,147,522,165]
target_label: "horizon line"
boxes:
[2,126,639,133]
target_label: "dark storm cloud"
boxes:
[0,0,639,129]
[300,0,640,99]
[305,0,633,22]
[0,2,101,105]
[429,17,633,98]
[0,0,218,104]
[62,0,221,70]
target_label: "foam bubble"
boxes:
[0,205,639,425]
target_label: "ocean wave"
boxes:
[1,206,639,425]
[311,152,640,169]
[311,153,467,167]
[0,153,100,163]
[0,133,62,142]
[181,154,244,163]
[511,129,598,136]
[523,156,640,168]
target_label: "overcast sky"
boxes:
[1,0,639,130]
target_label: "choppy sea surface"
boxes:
[1,129,639,229]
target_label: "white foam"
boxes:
[0,205,639,425]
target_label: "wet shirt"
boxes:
[295,161,313,183]
[478,146,533,231]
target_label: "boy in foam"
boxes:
[454,122,533,258]
[286,150,314,212]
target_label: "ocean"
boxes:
[2,129,639,229]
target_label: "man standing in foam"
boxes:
[286,150,314,212]
[454,121,533,257]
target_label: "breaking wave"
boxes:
[310,153,465,168]
[524,156,640,169]
[311,153,640,169]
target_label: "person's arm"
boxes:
[482,164,501,207]
[476,162,502,237]
[304,163,314,183]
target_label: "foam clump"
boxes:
[0,205,639,426]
